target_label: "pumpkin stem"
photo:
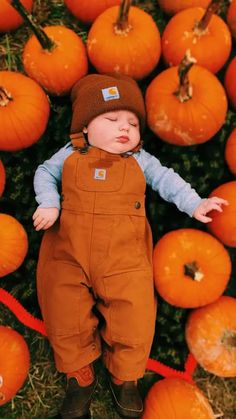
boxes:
[195,0,223,32]
[10,0,56,51]
[221,331,236,348]
[114,0,132,35]
[173,50,196,103]
[0,87,13,107]
[184,261,204,281]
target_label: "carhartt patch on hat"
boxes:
[102,86,120,101]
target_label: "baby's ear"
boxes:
[83,127,88,134]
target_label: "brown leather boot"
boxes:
[60,364,97,419]
[109,379,143,418]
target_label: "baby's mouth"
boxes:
[117,136,129,143]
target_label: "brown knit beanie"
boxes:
[70,74,146,134]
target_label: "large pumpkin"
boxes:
[87,0,161,80]
[185,296,236,377]
[0,326,30,405]
[143,377,215,418]
[64,0,121,24]
[23,25,88,95]
[224,56,236,110]
[0,71,50,151]
[0,0,33,32]
[0,213,28,277]
[225,128,236,175]
[161,6,231,74]
[157,0,211,15]
[145,57,228,145]
[207,181,236,247]
[0,160,6,197]
[227,0,236,40]
[153,228,231,308]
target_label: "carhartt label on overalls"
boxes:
[101,86,120,101]
[94,168,106,180]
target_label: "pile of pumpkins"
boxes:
[0,0,236,416]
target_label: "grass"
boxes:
[0,0,236,417]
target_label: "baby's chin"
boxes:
[98,144,134,154]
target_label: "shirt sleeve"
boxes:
[33,143,73,209]
[134,149,203,217]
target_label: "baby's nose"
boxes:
[119,122,130,130]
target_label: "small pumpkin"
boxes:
[153,228,231,308]
[208,181,236,247]
[145,52,228,145]
[0,213,28,277]
[0,0,33,32]
[11,0,88,96]
[0,160,6,197]
[0,71,50,151]
[157,0,211,15]
[185,296,236,377]
[87,0,161,80]
[227,0,236,40]
[0,326,30,405]
[64,0,122,24]
[225,128,236,175]
[224,56,236,110]
[143,377,215,418]
[161,4,232,74]
[23,25,88,95]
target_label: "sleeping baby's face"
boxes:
[83,110,140,154]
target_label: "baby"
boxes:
[33,74,227,419]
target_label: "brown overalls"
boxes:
[37,137,156,380]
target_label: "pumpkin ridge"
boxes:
[7,103,38,148]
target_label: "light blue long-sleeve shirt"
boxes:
[34,143,203,217]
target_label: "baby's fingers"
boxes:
[209,203,224,213]
[198,214,212,223]
[210,197,229,206]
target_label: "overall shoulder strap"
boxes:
[69,132,89,154]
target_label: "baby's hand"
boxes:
[33,207,59,231]
[193,197,229,223]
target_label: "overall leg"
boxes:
[95,268,156,418]
[37,259,101,372]
[97,268,156,381]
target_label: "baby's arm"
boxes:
[193,196,228,223]
[33,143,72,231]
[137,149,228,219]
[33,207,60,231]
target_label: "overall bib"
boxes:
[37,139,156,380]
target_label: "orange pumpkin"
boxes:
[225,128,236,175]
[145,56,228,145]
[161,6,232,74]
[87,0,161,80]
[143,377,215,418]
[208,181,236,247]
[224,56,236,110]
[153,228,231,308]
[0,0,33,32]
[0,160,6,197]
[227,0,236,39]
[23,25,88,95]
[0,213,28,277]
[10,0,88,95]
[0,326,30,405]
[64,0,121,24]
[0,71,50,151]
[185,296,236,377]
[157,0,211,15]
